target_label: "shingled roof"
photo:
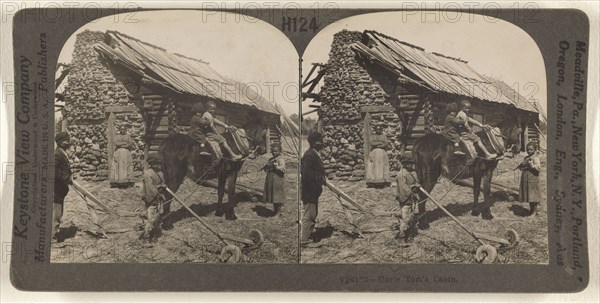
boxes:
[93,30,278,114]
[350,30,538,113]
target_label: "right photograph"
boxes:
[300,12,548,264]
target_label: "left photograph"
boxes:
[51,11,300,263]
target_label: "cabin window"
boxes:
[471,113,484,133]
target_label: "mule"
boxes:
[158,127,266,222]
[413,128,505,221]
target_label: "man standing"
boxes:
[53,132,72,241]
[301,132,326,245]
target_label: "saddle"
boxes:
[203,140,223,160]
[439,131,473,158]
[223,129,251,156]
[483,127,506,155]
[447,128,505,160]
[194,129,250,161]
[191,134,223,160]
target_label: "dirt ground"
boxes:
[51,154,299,263]
[301,151,549,264]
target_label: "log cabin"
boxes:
[313,30,541,181]
[61,30,280,180]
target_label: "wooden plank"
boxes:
[302,64,318,86]
[363,112,372,174]
[145,110,163,116]
[104,105,137,113]
[303,108,318,116]
[72,181,114,213]
[472,232,510,246]
[454,179,518,197]
[408,125,427,132]
[399,110,421,116]
[147,100,166,106]
[302,92,319,100]
[155,126,171,132]
[360,105,394,113]
[397,94,420,99]
[200,180,263,197]
[325,180,369,213]
[142,94,165,100]
[107,112,115,178]
[148,133,172,140]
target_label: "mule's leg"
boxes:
[415,163,439,230]
[480,168,495,220]
[224,172,238,221]
[214,164,227,217]
[419,174,436,216]
[161,158,187,230]
[471,170,482,217]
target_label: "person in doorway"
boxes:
[456,99,497,159]
[366,126,391,187]
[53,132,73,242]
[394,157,421,244]
[301,132,326,246]
[517,142,541,216]
[263,143,286,217]
[111,129,134,187]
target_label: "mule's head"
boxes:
[489,127,506,156]
[242,124,268,157]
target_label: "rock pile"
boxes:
[62,30,145,180]
[318,30,403,180]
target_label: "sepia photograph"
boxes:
[300,12,549,264]
[3,2,596,295]
[50,10,300,263]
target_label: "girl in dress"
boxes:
[263,144,286,217]
[518,142,542,216]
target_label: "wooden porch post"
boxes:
[363,112,372,172]
[107,112,116,177]
[266,126,271,154]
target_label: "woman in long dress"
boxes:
[518,142,541,216]
[111,129,134,188]
[263,144,286,217]
[366,127,390,187]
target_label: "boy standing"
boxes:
[395,158,421,243]
[141,158,165,245]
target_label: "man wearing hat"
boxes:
[394,157,421,243]
[301,132,326,245]
[53,132,73,241]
